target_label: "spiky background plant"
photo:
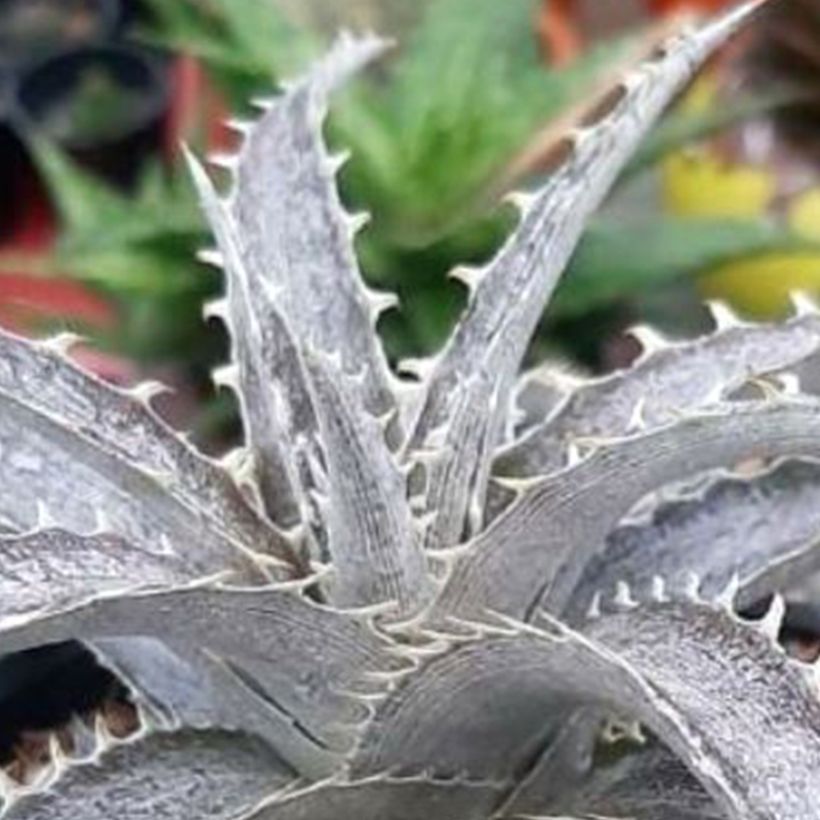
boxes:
[4,3,820,818]
[28,0,811,381]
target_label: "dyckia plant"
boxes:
[3,2,820,819]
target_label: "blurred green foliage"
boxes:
[27,0,817,380]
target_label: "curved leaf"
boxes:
[0,396,259,576]
[512,742,722,820]
[241,775,498,820]
[0,580,400,775]
[437,400,820,622]
[0,528,184,618]
[3,729,293,820]
[355,599,820,819]
[566,459,820,623]
[0,330,294,570]
[405,3,763,551]
[586,597,820,819]
[498,306,820,478]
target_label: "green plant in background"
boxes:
[9,12,820,817]
[26,0,815,402]
[41,68,155,145]
[30,142,209,362]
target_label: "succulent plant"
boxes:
[3,2,820,818]
[33,0,810,383]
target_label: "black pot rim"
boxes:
[0,0,122,63]
[10,42,169,151]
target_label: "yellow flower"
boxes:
[661,78,820,318]
[661,151,773,220]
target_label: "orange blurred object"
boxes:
[538,0,735,65]
[647,0,733,11]
[164,54,235,159]
[537,0,583,66]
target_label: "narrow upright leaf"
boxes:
[188,151,323,536]
[229,33,399,426]
[406,3,763,549]
[303,351,431,614]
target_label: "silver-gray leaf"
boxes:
[565,459,820,624]
[240,775,499,820]
[405,2,761,551]
[229,33,399,427]
[187,149,321,536]
[498,307,820,479]
[0,581,400,775]
[3,729,293,820]
[356,601,820,818]
[436,400,820,623]
[302,350,431,614]
[0,329,294,568]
